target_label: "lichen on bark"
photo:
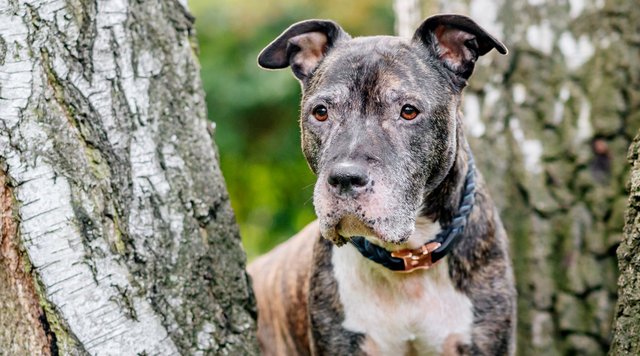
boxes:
[610,131,640,355]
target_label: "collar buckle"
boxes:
[390,242,442,272]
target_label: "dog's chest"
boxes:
[331,244,474,355]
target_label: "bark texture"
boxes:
[610,131,640,354]
[0,0,258,355]
[1,169,56,355]
[431,0,639,354]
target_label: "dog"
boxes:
[248,14,516,356]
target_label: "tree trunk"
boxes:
[427,0,639,354]
[393,0,421,38]
[0,0,258,354]
[610,131,640,354]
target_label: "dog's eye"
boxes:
[400,105,419,120]
[312,105,329,121]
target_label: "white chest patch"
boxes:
[331,220,474,355]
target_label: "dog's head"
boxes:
[258,15,506,246]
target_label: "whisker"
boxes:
[303,195,314,206]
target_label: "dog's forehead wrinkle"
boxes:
[307,42,453,116]
[304,85,349,107]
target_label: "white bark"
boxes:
[393,0,421,38]
[0,0,257,354]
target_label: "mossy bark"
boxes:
[430,0,639,354]
[610,131,640,355]
[0,0,258,354]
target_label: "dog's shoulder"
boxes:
[447,174,517,355]
[248,221,320,356]
[249,220,319,277]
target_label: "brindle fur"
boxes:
[249,14,516,355]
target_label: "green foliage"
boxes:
[191,0,394,259]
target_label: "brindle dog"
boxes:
[248,14,516,356]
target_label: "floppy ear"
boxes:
[413,14,507,81]
[258,20,350,81]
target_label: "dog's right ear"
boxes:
[258,20,350,81]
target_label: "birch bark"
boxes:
[393,0,421,38]
[0,0,258,354]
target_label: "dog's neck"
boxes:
[419,114,470,226]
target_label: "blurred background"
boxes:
[190,0,394,260]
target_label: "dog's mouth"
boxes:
[314,178,418,248]
[332,214,413,250]
[336,215,376,239]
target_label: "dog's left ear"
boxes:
[413,14,507,81]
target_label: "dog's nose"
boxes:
[327,162,370,195]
